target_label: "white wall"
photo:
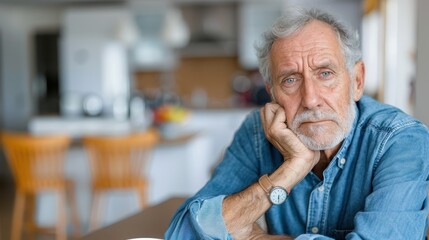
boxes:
[0,5,62,130]
[415,0,429,126]
[383,0,416,115]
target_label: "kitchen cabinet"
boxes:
[60,7,131,118]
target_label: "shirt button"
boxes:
[311,227,319,233]
[318,185,324,192]
[339,158,346,165]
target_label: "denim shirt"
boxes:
[165,96,429,240]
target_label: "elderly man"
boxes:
[165,8,429,240]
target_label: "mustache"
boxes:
[291,109,340,126]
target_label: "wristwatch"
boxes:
[258,174,289,205]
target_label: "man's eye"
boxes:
[284,78,296,84]
[320,71,332,78]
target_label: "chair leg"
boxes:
[89,190,103,231]
[66,181,80,237]
[138,187,147,209]
[11,191,25,240]
[26,193,36,240]
[56,190,67,240]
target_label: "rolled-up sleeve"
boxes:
[196,195,229,239]
[164,195,231,240]
[295,234,334,240]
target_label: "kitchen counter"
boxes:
[27,108,254,231]
[29,117,136,137]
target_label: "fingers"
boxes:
[260,103,320,177]
[261,103,280,123]
[261,103,281,128]
[272,107,287,130]
[261,103,274,137]
[261,103,287,137]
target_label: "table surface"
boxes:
[80,197,187,240]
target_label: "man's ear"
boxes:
[352,61,365,101]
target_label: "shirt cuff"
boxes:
[195,195,228,239]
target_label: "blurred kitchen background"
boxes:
[0,0,428,238]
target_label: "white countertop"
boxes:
[29,108,255,138]
[29,117,136,137]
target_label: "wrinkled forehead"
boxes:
[270,21,346,67]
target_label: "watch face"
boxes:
[269,187,288,205]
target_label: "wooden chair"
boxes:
[82,129,160,231]
[1,132,80,240]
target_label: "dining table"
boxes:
[80,196,187,240]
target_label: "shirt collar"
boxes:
[332,102,360,169]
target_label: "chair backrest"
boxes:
[1,132,71,192]
[82,129,160,188]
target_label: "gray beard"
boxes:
[290,99,356,151]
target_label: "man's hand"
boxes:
[222,103,321,239]
[260,102,320,181]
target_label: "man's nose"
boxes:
[301,79,322,109]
